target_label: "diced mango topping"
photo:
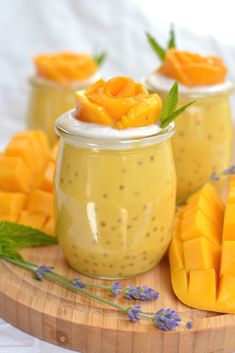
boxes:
[0,130,56,236]
[159,49,227,87]
[75,77,162,129]
[169,181,235,313]
[34,52,97,84]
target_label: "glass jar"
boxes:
[27,76,99,145]
[143,75,234,200]
[54,112,176,279]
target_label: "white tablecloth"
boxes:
[1,0,235,351]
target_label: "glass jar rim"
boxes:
[142,73,234,99]
[29,73,101,91]
[55,110,175,149]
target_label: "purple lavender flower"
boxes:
[124,284,159,301]
[35,265,52,280]
[223,165,235,175]
[210,172,220,181]
[110,281,122,297]
[72,278,85,288]
[153,308,181,331]
[128,305,141,322]
[186,321,193,329]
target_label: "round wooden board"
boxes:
[0,245,235,353]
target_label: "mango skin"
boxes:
[169,180,235,314]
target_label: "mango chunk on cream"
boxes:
[34,52,97,84]
[75,77,162,129]
[169,179,235,313]
[0,131,56,236]
[158,49,227,87]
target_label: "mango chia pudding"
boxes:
[54,76,182,279]
[27,51,102,144]
[144,31,234,200]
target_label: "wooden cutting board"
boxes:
[0,245,235,353]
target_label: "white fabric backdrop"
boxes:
[1,0,235,351]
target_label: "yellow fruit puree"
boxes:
[54,77,176,278]
[27,52,99,145]
[143,74,234,200]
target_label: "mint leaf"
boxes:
[93,51,107,66]
[160,101,195,128]
[160,81,178,123]
[0,221,57,260]
[167,25,176,49]
[146,32,166,61]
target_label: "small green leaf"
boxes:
[160,101,195,128]
[167,24,176,49]
[93,51,107,66]
[146,32,166,61]
[160,81,179,123]
[0,221,57,260]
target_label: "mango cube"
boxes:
[183,193,223,230]
[0,192,26,216]
[188,269,216,307]
[0,130,56,236]
[0,156,32,193]
[218,274,235,309]
[0,214,18,222]
[6,138,35,170]
[43,217,55,236]
[222,204,235,241]
[169,240,184,272]
[19,211,47,230]
[37,162,55,193]
[220,241,235,276]
[183,237,219,271]
[169,182,235,313]
[181,209,220,246]
[27,190,53,217]
[227,189,235,204]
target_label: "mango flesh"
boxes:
[158,49,227,87]
[0,131,56,236]
[75,77,162,129]
[169,180,235,313]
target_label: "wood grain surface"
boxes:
[0,245,235,353]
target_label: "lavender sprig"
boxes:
[72,278,85,288]
[110,281,122,297]
[152,308,181,331]
[128,305,141,322]
[124,284,159,301]
[35,265,53,280]
[70,278,159,302]
[2,256,192,332]
[222,165,235,176]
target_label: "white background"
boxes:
[1,0,235,351]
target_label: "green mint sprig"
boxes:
[167,24,176,49]
[93,51,107,66]
[160,82,195,128]
[146,32,166,61]
[146,25,176,61]
[0,221,57,260]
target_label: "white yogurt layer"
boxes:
[56,110,175,149]
[143,72,234,98]
[30,71,101,90]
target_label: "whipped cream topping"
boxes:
[143,72,234,98]
[56,110,175,149]
[30,72,101,90]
